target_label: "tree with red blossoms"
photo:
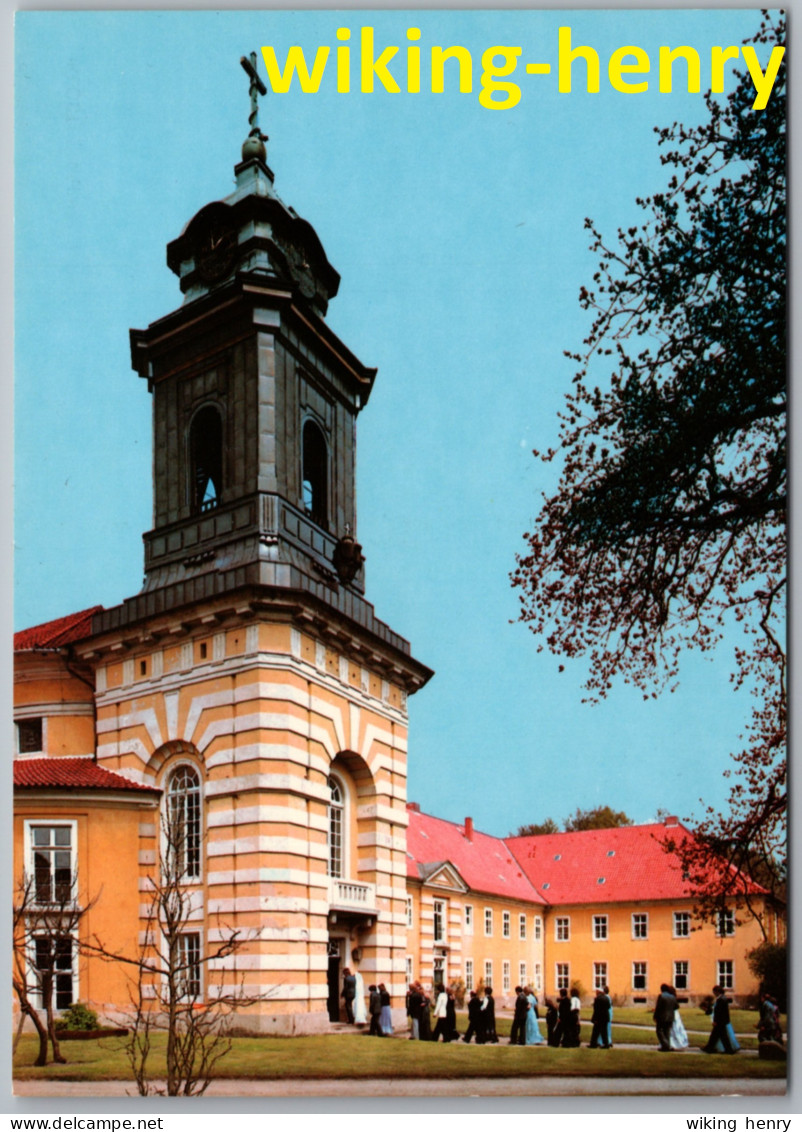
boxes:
[512,14,785,938]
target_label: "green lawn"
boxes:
[13,1032,786,1085]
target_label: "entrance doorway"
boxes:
[327,938,344,1022]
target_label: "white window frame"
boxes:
[406,956,414,985]
[534,916,542,941]
[555,916,570,942]
[502,959,511,993]
[502,910,511,939]
[484,907,493,937]
[465,958,474,992]
[433,898,447,944]
[717,959,734,991]
[177,930,202,1000]
[555,963,570,992]
[519,961,527,986]
[30,932,78,1013]
[327,774,346,880]
[632,912,648,940]
[716,909,735,937]
[592,914,608,941]
[464,903,474,935]
[24,820,78,906]
[484,959,493,988]
[534,962,542,991]
[632,961,648,991]
[406,897,414,929]
[673,960,689,991]
[519,913,527,940]
[673,911,691,938]
[166,764,203,883]
[593,961,608,992]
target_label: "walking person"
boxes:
[653,983,678,1051]
[525,987,545,1045]
[703,985,738,1054]
[604,985,613,1048]
[483,986,499,1043]
[407,982,423,1039]
[353,968,367,1024]
[378,982,393,1036]
[557,987,573,1046]
[431,983,451,1042]
[545,997,560,1046]
[509,986,528,1045]
[668,984,689,1050]
[589,988,611,1048]
[418,984,432,1041]
[446,985,459,1041]
[368,984,382,1036]
[341,967,356,1024]
[463,990,484,1043]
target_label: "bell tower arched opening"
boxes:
[189,405,223,514]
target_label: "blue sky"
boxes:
[14,9,780,836]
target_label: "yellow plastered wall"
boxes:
[542,900,767,1004]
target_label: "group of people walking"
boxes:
[343,970,779,1055]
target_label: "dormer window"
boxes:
[302,419,328,528]
[189,406,223,514]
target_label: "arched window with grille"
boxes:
[302,419,328,528]
[327,775,344,878]
[167,765,202,881]
[189,405,223,514]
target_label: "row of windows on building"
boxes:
[412,903,737,944]
[405,957,739,996]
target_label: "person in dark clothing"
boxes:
[703,985,737,1054]
[418,985,432,1041]
[407,983,424,1039]
[446,986,459,1041]
[368,984,382,1036]
[653,983,679,1051]
[545,998,560,1046]
[483,987,499,1043]
[589,988,611,1048]
[558,988,574,1047]
[463,990,484,1043]
[509,986,529,1045]
[341,967,356,1024]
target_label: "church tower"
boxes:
[75,57,432,1033]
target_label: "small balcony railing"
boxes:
[328,878,377,913]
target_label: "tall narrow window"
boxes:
[178,932,202,999]
[34,936,75,1012]
[167,766,201,881]
[302,419,328,528]
[31,825,74,904]
[189,406,223,514]
[328,776,344,878]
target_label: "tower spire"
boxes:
[239,52,268,163]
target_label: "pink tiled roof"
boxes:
[14,607,102,650]
[506,823,765,904]
[14,757,159,794]
[406,806,546,905]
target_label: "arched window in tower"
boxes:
[302,419,328,528]
[166,765,202,881]
[327,775,344,878]
[189,406,223,514]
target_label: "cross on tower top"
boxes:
[239,52,268,161]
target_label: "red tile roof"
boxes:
[406,806,546,905]
[14,757,159,794]
[506,822,765,904]
[14,607,102,650]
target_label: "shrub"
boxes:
[55,1002,99,1032]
